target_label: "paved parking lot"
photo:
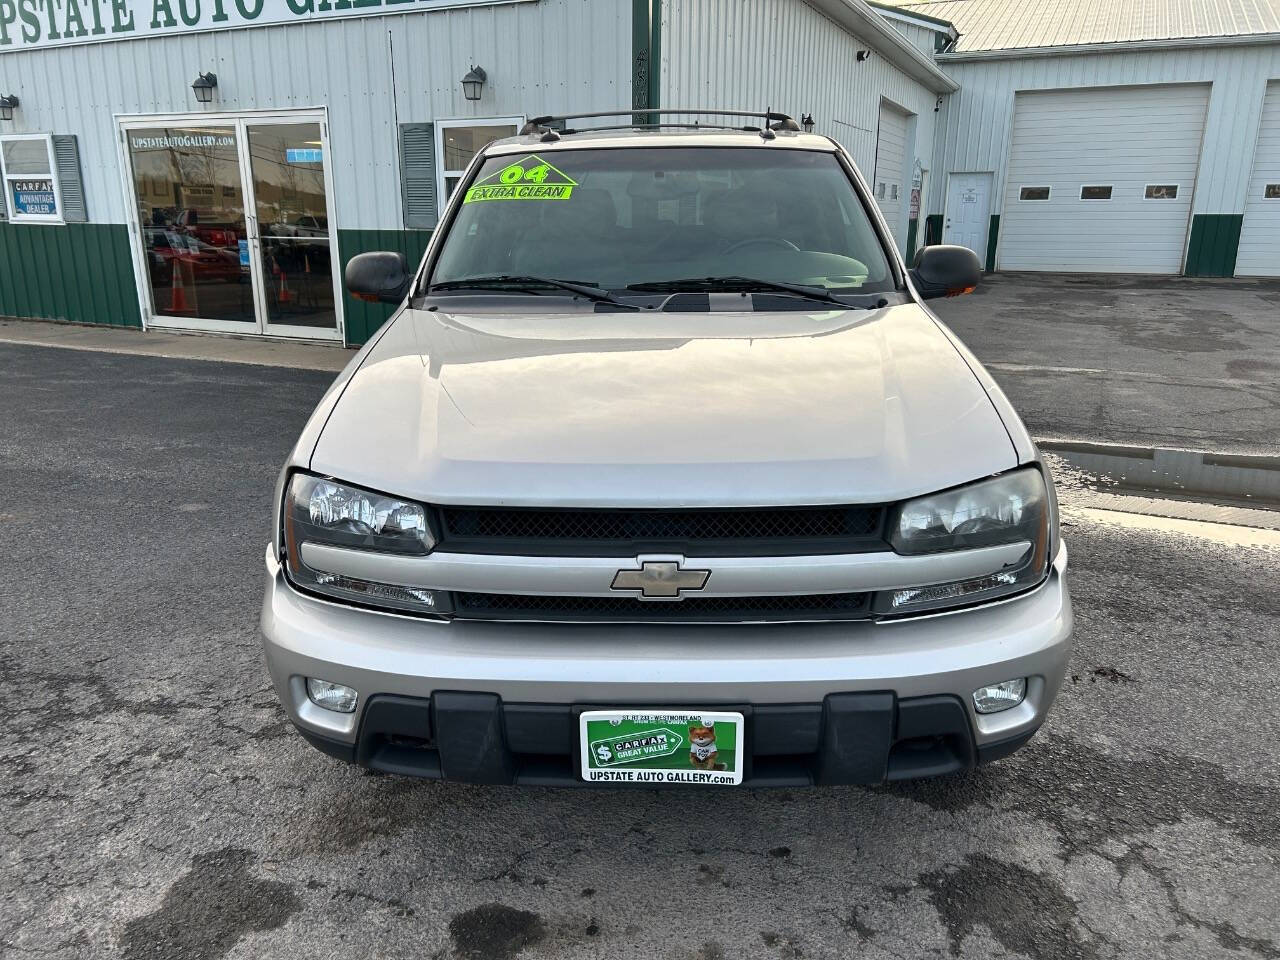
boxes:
[932,273,1280,455]
[3,340,1278,959]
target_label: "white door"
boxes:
[874,101,910,251]
[121,112,343,340]
[999,84,1209,274]
[1237,82,1280,278]
[943,172,992,264]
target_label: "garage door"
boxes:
[1236,82,1280,277]
[999,85,1209,273]
[873,101,910,251]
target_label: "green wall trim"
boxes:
[924,214,943,248]
[336,228,434,346]
[1184,214,1243,278]
[905,217,919,263]
[631,0,661,121]
[985,214,1000,273]
[0,222,141,328]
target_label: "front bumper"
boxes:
[260,547,1072,787]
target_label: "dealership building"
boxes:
[0,0,1277,347]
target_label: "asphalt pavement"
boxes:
[2,341,1279,960]
[931,273,1280,455]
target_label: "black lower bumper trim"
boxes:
[296,726,355,763]
[296,691,1040,787]
[976,727,1039,766]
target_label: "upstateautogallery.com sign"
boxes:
[0,0,532,51]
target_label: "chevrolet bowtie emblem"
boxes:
[611,560,711,600]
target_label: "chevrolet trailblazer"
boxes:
[260,109,1072,787]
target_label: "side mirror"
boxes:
[345,251,411,304]
[909,244,982,300]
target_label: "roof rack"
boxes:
[519,108,802,142]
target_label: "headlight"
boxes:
[282,473,449,615]
[877,467,1051,614]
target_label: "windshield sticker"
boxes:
[463,155,578,203]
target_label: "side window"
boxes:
[2,134,69,223]
[1145,184,1179,200]
[1080,185,1112,200]
[435,119,521,203]
[1262,184,1280,200]
[1019,186,1050,201]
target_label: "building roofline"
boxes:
[810,0,959,93]
[866,0,957,36]
[936,30,1280,61]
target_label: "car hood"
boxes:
[309,303,1018,507]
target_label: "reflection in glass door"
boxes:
[123,114,342,340]
[245,122,339,336]
[126,126,255,326]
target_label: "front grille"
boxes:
[439,505,885,556]
[452,591,871,623]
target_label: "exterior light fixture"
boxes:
[0,95,18,121]
[856,49,870,62]
[801,113,815,133]
[461,65,486,101]
[191,72,217,104]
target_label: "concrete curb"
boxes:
[0,319,352,372]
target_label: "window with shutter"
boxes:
[399,122,437,229]
[432,118,523,208]
[52,135,88,222]
[1,134,63,223]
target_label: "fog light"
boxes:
[306,678,358,713]
[972,678,1026,714]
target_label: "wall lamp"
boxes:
[856,49,870,62]
[461,65,486,101]
[0,95,18,121]
[801,113,815,133]
[191,72,218,104]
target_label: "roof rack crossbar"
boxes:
[555,122,765,135]
[520,108,801,136]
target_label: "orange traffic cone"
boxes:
[278,269,292,304]
[169,261,190,313]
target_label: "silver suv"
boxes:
[261,110,1071,788]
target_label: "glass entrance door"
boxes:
[244,121,340,337]
[126,124,256,329]
[123,114,342,341]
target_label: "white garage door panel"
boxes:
[1000,85,1210,274]
[1237,82,1280,277]
[874,102,909,251]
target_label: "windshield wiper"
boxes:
[627,276,869,309]
[429,275,636,309]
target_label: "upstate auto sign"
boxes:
[0,0,530,50]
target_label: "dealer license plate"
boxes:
[579,710,745,786]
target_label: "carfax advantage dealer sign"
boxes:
[0,0,532,51]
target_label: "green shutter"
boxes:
[52,135,88,222]
[399,122,437,229]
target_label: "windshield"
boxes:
[428,146,895,296]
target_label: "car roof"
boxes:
[483,128,840,156]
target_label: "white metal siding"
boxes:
[874,102,910,248]
[661,0,940,219]
[0,0,631,230]
[1000,85,1209,273]
[926,45,1280,245]
[1237,82,1280,277]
